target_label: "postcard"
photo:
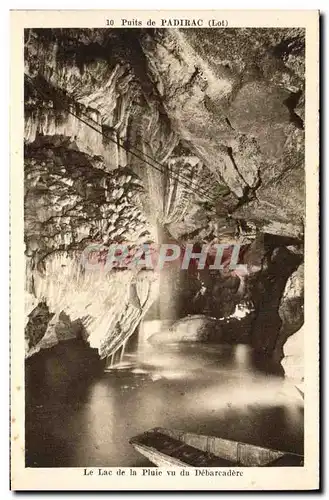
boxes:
[10,9,319,491]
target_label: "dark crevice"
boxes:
[227,146,249,187]
[283,90,304,130]
[225,117,235,130]
[226,148,262,213]
[271,35,305,60]
[250,246,303,354]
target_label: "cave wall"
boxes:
[138,28,305,238]
[24,28,305,362]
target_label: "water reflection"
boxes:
[26,322,303,467]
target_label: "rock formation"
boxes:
[24,28,305,369]
[281,325,304,385]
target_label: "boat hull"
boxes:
[130,427,304,467]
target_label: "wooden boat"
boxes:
[130,427,304,467]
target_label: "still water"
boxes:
[26,321,303,467]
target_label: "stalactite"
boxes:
[24,28,305,365]
[25,251,159,358]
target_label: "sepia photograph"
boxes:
[10,10,319,490]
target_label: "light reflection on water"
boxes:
[27,321,304,467]
[89,326,303,467]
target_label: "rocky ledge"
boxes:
[24,28,305,375]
